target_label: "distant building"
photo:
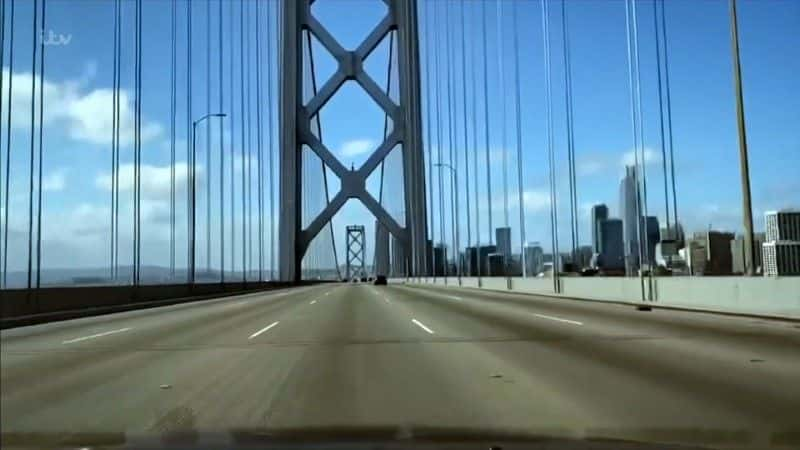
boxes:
[576,245,593,270]
[705,231,735,275]
[641,216,660,267]
[763,210,800,276]
[731,232,765,274]
[465,246,479,276]
[495,227,512,263]
[683,238,707,276]
[619,166,640,274]
[524,242,544,276]
[597,218,625,271]
[487,253,505,276]
[763,242,800,276]
[479,245,497,275]
[766,210,800,241]
[591,204,609,254]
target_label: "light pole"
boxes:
[435,162,460,282]
[190,112,226,284]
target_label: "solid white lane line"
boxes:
[310,300,317,305]
[412,319,435,334]
[248,321,280,339]
[62,327,132,344]
[534,313,583,326]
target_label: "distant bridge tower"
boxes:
[345,225,366,281]
[279,0,428,281]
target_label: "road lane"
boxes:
[1,283,798,449]
[384,284,800,431]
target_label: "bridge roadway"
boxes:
[2,283,799,449]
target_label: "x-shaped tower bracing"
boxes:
[280,0,427,281]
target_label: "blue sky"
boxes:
[0,0,798,283]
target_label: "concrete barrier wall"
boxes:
[1,281,311,327]
[654,277,800,317]
[399,276,800,319]
[561,277,646,303]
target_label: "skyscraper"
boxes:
[705,230,735,275]
[619,165,640,274]
[642,216,660,267]
[495,227,512,262]
[598,218,625,271]
[591,204,609,254]
[524,242,544,276]
[763,210,800,276]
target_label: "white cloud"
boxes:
[95,162,196,199]
[522,189,551,213]
[620,148,661,167]
[577,154,610,175]
[42,169,67,192]
[1,68,163,148]
[339,138,375,157]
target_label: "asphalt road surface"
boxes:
[2,283,799,449]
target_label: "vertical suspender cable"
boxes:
[187,0,193,281]
[229,0,235,276]
[632,0,653,295]
[469,1,480,278]
[459,0,471,274]
[434,0,445,276]
[660,0,679,235]
[205,0,211,275]
[111,0,119,280]
[245,0,253,278]
[26,0,38,289]
[422,2,434,277]
[445,0,457,277]
[218,0,224,282]
[542,0,560,292]
[1,0,13,288]
[561,0,579,265]
[35,0,45,287]
[496,0,509,234]
[239,0,245,281]
[624,0,646,298]
[135,0,142,285]
[113,0,121,279]
[267,0,275,279]
[170,0,176,278]
[481,0,492,247]
[652,0,671,235]
[512,0,526,277]
[0,0,5,222]
[0,0,5,277]
[256,0,263,280]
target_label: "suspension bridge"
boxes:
[1,1,799,448]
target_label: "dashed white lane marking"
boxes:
[248,321,280,339]
[310,299,317,305]
[325,292,330,296]
[62,327,132,344]
[384,297,391,304]
[412,319,435,334]
[534,313,583,326]
[446,295,462,301]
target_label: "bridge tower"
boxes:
[345,225,367,281]
[279,0,428,281]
